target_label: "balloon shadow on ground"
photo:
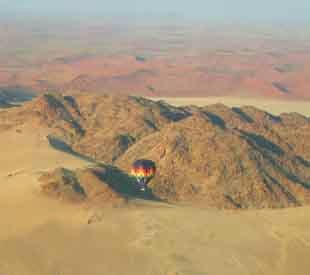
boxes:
[94,164,162,202]
[47,135,161,201]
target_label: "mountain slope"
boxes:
[117,112,310,208]
[0,93,309,209]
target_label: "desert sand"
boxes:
[0,126,310,275]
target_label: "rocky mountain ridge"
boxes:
[1,93,309,209]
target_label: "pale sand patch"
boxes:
[0,128,91,239]
[0,128,90,176]
[151,97,310,116]
[1,204,310,275]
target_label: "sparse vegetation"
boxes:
[135,55,146,62]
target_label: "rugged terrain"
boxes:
[1,93,309,209]
[0,94,310,275]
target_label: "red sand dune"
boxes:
[0,21,310,99]
[3,51,307,99]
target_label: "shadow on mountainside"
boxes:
[0,87,36,103]
[47,135,95,163]
[231,107,254,123]
[242,132,284,156]
[240,131,310,190]
[203,111,226,129]
[94,164,162,202]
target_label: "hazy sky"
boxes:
[1,0,310,23]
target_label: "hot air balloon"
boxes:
[131,159,156,191]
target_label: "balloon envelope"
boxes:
[131,159,156,180]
